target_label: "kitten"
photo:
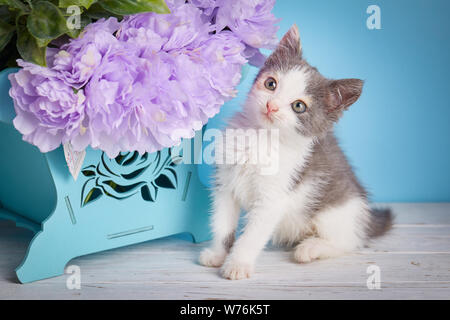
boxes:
[199,25,392,280]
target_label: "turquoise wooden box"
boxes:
[0,67,220,283]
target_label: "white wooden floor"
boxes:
[0,203,449,299]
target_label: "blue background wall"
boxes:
[223,0,450,202]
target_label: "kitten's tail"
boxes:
[367,207,393,238]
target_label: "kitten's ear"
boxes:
[274,24,302,57]
[326,79,364,118]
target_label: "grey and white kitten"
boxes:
[199,25,392,280]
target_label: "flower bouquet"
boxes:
[0,0,279,283]
[4,0,279,158]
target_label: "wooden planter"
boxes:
[0,67,221,283]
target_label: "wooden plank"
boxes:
[0,203,449,299]
[375,203,450,224]
[0,252,448,299]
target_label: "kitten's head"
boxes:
[246,24,363,138]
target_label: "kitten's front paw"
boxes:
[199,248,226,268]
[221,260,254,280]
[294,238,342,263]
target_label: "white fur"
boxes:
[294,197,370,263]
[199,69,370,280]
[245,68,311,134]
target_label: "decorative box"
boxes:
[0,67,243,283]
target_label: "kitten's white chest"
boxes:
[218,138,273,210]
[217,134,313,211]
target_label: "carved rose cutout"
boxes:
[80,149,182,207]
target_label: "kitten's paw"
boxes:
[221,260,254,280]
[199,248,226,268]
[294,238,342,263]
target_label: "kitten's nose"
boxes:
[266,101,279,113]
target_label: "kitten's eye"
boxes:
[291,100,307,113]
[264,77,277,91]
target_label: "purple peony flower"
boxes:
[9,60,85,153]
[195,31,247,99]
[117,0,213,56]
[80,32,246,157]
[189,0,217,15]
[86,2,247,158]
[52,18,121,89]
[8,0,278,157]
[79,44,158,157]
[189,0,279,66]
[214,0,279,49]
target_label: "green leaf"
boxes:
[59,0,96,9]
[0,32,20,69]
[16,22,47,66]
[99,0,170,16]
[0,19,14,51]
[0,0,28,12]
[0,5,14,23]
[35,37,50,48]
[84,2,119,19]
[27,1,68,40]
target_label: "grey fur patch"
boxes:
[290,132,367,215]
[222,232,235,253]
[367,208,393,238]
